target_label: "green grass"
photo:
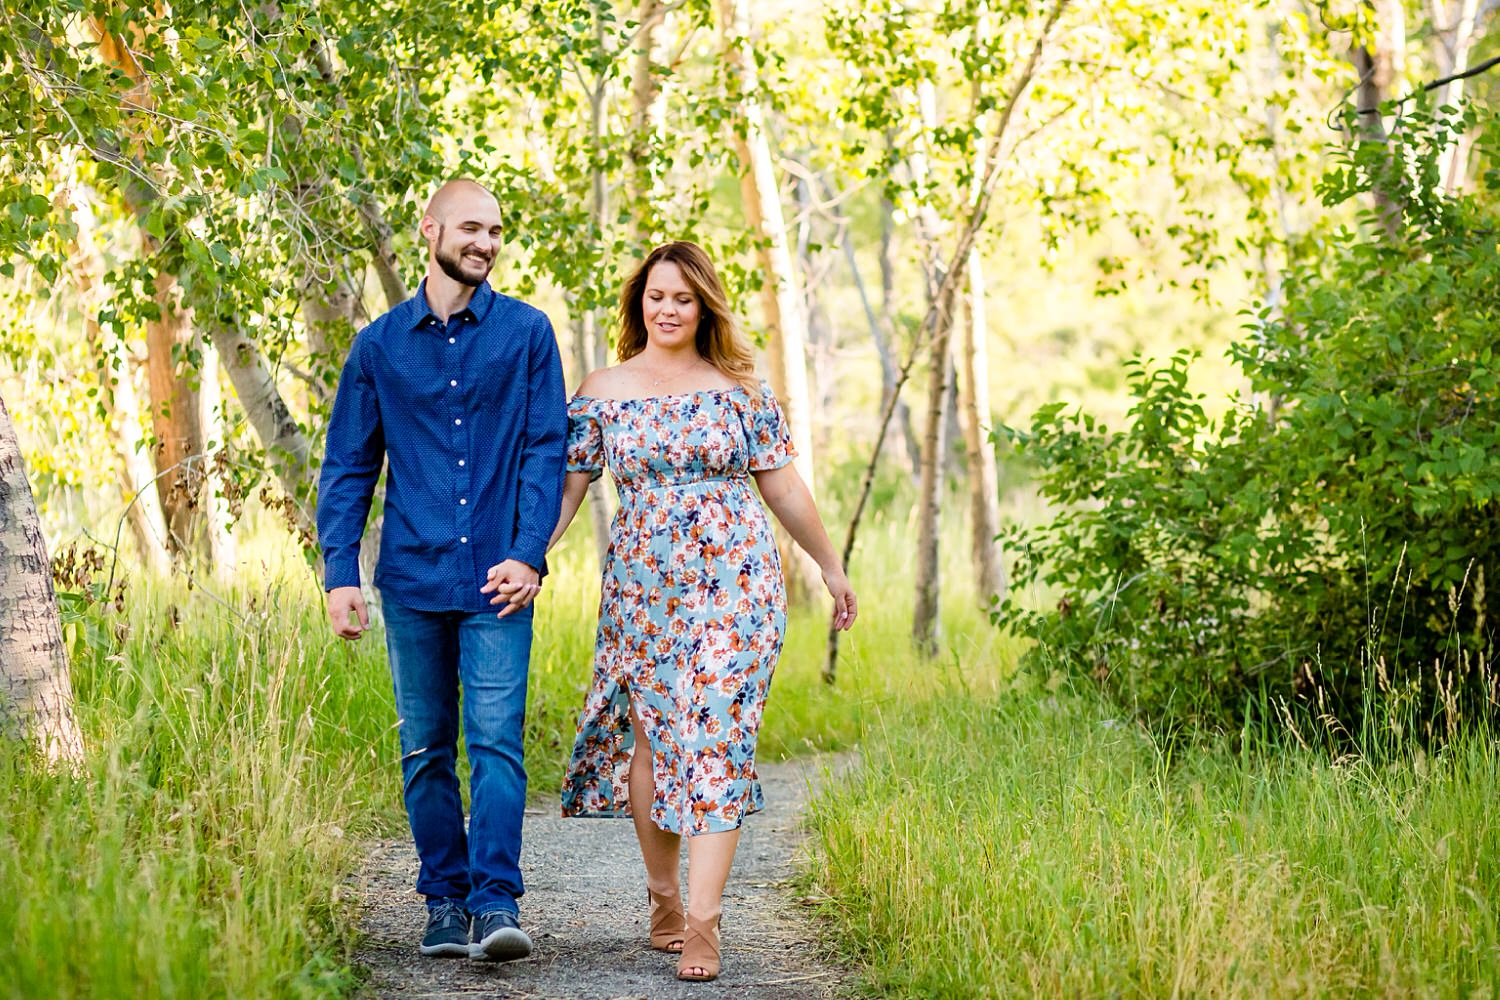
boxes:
[0,496,1000,998]
[804,683,1500,997]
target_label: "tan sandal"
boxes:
[648,888,685,952]
[676,913,721,982]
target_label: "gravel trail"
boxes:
[353,756,847,999]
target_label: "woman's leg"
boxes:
[679,827,739,977]
[684,828,740,922]
[629,701,682,897]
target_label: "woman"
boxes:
[549,241,857,982]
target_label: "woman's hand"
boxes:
[824,567,857,631]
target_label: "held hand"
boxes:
[327,586,370,640]
[823,568,858,632]
[481,559,542,618]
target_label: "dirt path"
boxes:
[353,757,847,999]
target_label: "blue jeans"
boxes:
[382,598,532,916]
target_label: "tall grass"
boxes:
[1,490,999,997]
[805,682,1500,997]
[0,577,390,999]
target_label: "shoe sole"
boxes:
[471,926,532,962]
[419,941,471,958]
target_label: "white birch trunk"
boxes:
[0,390,86,766]
[208,321,318,557]
[960,250,1005,608]
[910,77,954,652]
[196,335,237,583]
[1433,0,1484,194]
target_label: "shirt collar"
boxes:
[409,278,496,330]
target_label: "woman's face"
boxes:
[642,261,702,352]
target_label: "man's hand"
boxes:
[327,586,370,639]
[480,559,541,618]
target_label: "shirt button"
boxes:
[448,337,456,344]
[459,498,468,505]
[460,536,468,543]
[450,379,458,387]
[454,418,462,426]
[458,459,466,467]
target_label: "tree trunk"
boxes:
[1350,0,1405,238]
[716,0,822,603]
[909,76,956,653]
[794,171,837,459]
[90,13,206,564]
[196,335,237,583]
[912,299,955,655]
[626,0,668,246]
[0,390,86,766]
[207,320,318,560]
[959,250,1005,608]
[876,196,923,480]
[144,271,206,559]
[56,163,172,575]
[1432,0,1485,194]
[575,13,620,569]
[942,354,963,483]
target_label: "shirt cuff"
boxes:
[505,536,550,576]
[324,556,362,592]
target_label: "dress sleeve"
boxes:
[743,380,797,472]
[566,395,606,482]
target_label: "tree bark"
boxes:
[56,164,172,576]
[1350,0,1406,238]
[875,196,923,480]
[959,250,1005,608]
[0,390,86,766]
[909,76,958,653]
[91,13,207,564]
[912,294,955,656]
[626,0,668,247]
[196,334,238,583]
[716,0,822,603]
[794,171,837,459]
[143,270,206,559]
[207,319,318,559]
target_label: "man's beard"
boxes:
[435,235,492,287]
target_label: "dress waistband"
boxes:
[618,474,746,495]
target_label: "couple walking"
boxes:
[316,178,857,983]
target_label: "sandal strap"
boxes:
[677,913,721,980]
[648,888,685,948]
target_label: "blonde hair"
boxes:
[617,241,758,388]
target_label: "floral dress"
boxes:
[559,381,795,836]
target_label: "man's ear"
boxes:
[418,215,438,247]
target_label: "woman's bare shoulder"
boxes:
[576,366,628,398]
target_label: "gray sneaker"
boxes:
[419,898,471,957]
[470,909,532,962]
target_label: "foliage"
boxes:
[805,684,1500,998]
[995,105,1500,735]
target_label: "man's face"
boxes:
[428,193,502,287]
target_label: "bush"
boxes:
[994,106,1500,736]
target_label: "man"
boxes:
[317,178,566,962]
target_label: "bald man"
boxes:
[317,178,566,962]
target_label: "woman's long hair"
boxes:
[616,241,758,387]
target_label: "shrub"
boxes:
[994,106,1500,736]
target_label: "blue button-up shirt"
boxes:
[316,280,567,612]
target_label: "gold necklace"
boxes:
[645,359,702,390]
